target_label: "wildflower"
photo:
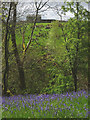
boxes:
[67,106,70,110]
[55,111,57,115]
[22,103,25,108]
[83,91,86,94]
[26,104,29,107]
[41,106,43,111]
[85,108,87,111]
[63,103,66,106]
[85,96,88,98]
[59,108,62,112]
[45,106,48,111]
[5,107,8,110]
[70,97,72,101]
[78,93,80,97]
[66,92,68,97]
[57,98,59,101]
[51,104,53,107]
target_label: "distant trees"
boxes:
[26,14,41,23]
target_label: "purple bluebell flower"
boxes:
[41,106,43,111]
[70,97,72,101]
[85,96,88,98]
[63,103,66,106]
[70,104,72,106]
[11,111,13,113]
[51,104,53,107]
[55,111,57,115]
[4,107,8,110]
[59,108,62,112]
[45,106,48,111]
[66,92,68,97]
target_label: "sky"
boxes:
[17,1,89,21]
[18,0,89,2]
[41,2,89,20]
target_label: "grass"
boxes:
[2,90,88,118]
[15,22,51,45]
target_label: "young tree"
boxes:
[10,2,26,91]
[60,2,89,92]
[48,1,88,92]
[22,0,49,61]
[10,0,49,92]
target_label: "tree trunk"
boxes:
[71,2,80,92]
[2,3,12,95]
[3,33,10,95]
[72,67,78,92]
[88,10,90,92]
[72,2,80,92]
[11,3,26,90]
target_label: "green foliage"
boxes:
[2,1,88,95]
[2,17,88,95]
[64,18,88,76]
[41,74,74,94]
[61,2,88,91]
[47,21,65,57]
[2,22,52,95]
[44,2,88,93]
[62,2,89,20]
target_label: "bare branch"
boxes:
[22,0,49,62]
[37,0,42,9]
[39,6,50,13]
[39,0,49,10]
[35,1,38,9]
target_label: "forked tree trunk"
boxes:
[11,3,26,90]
